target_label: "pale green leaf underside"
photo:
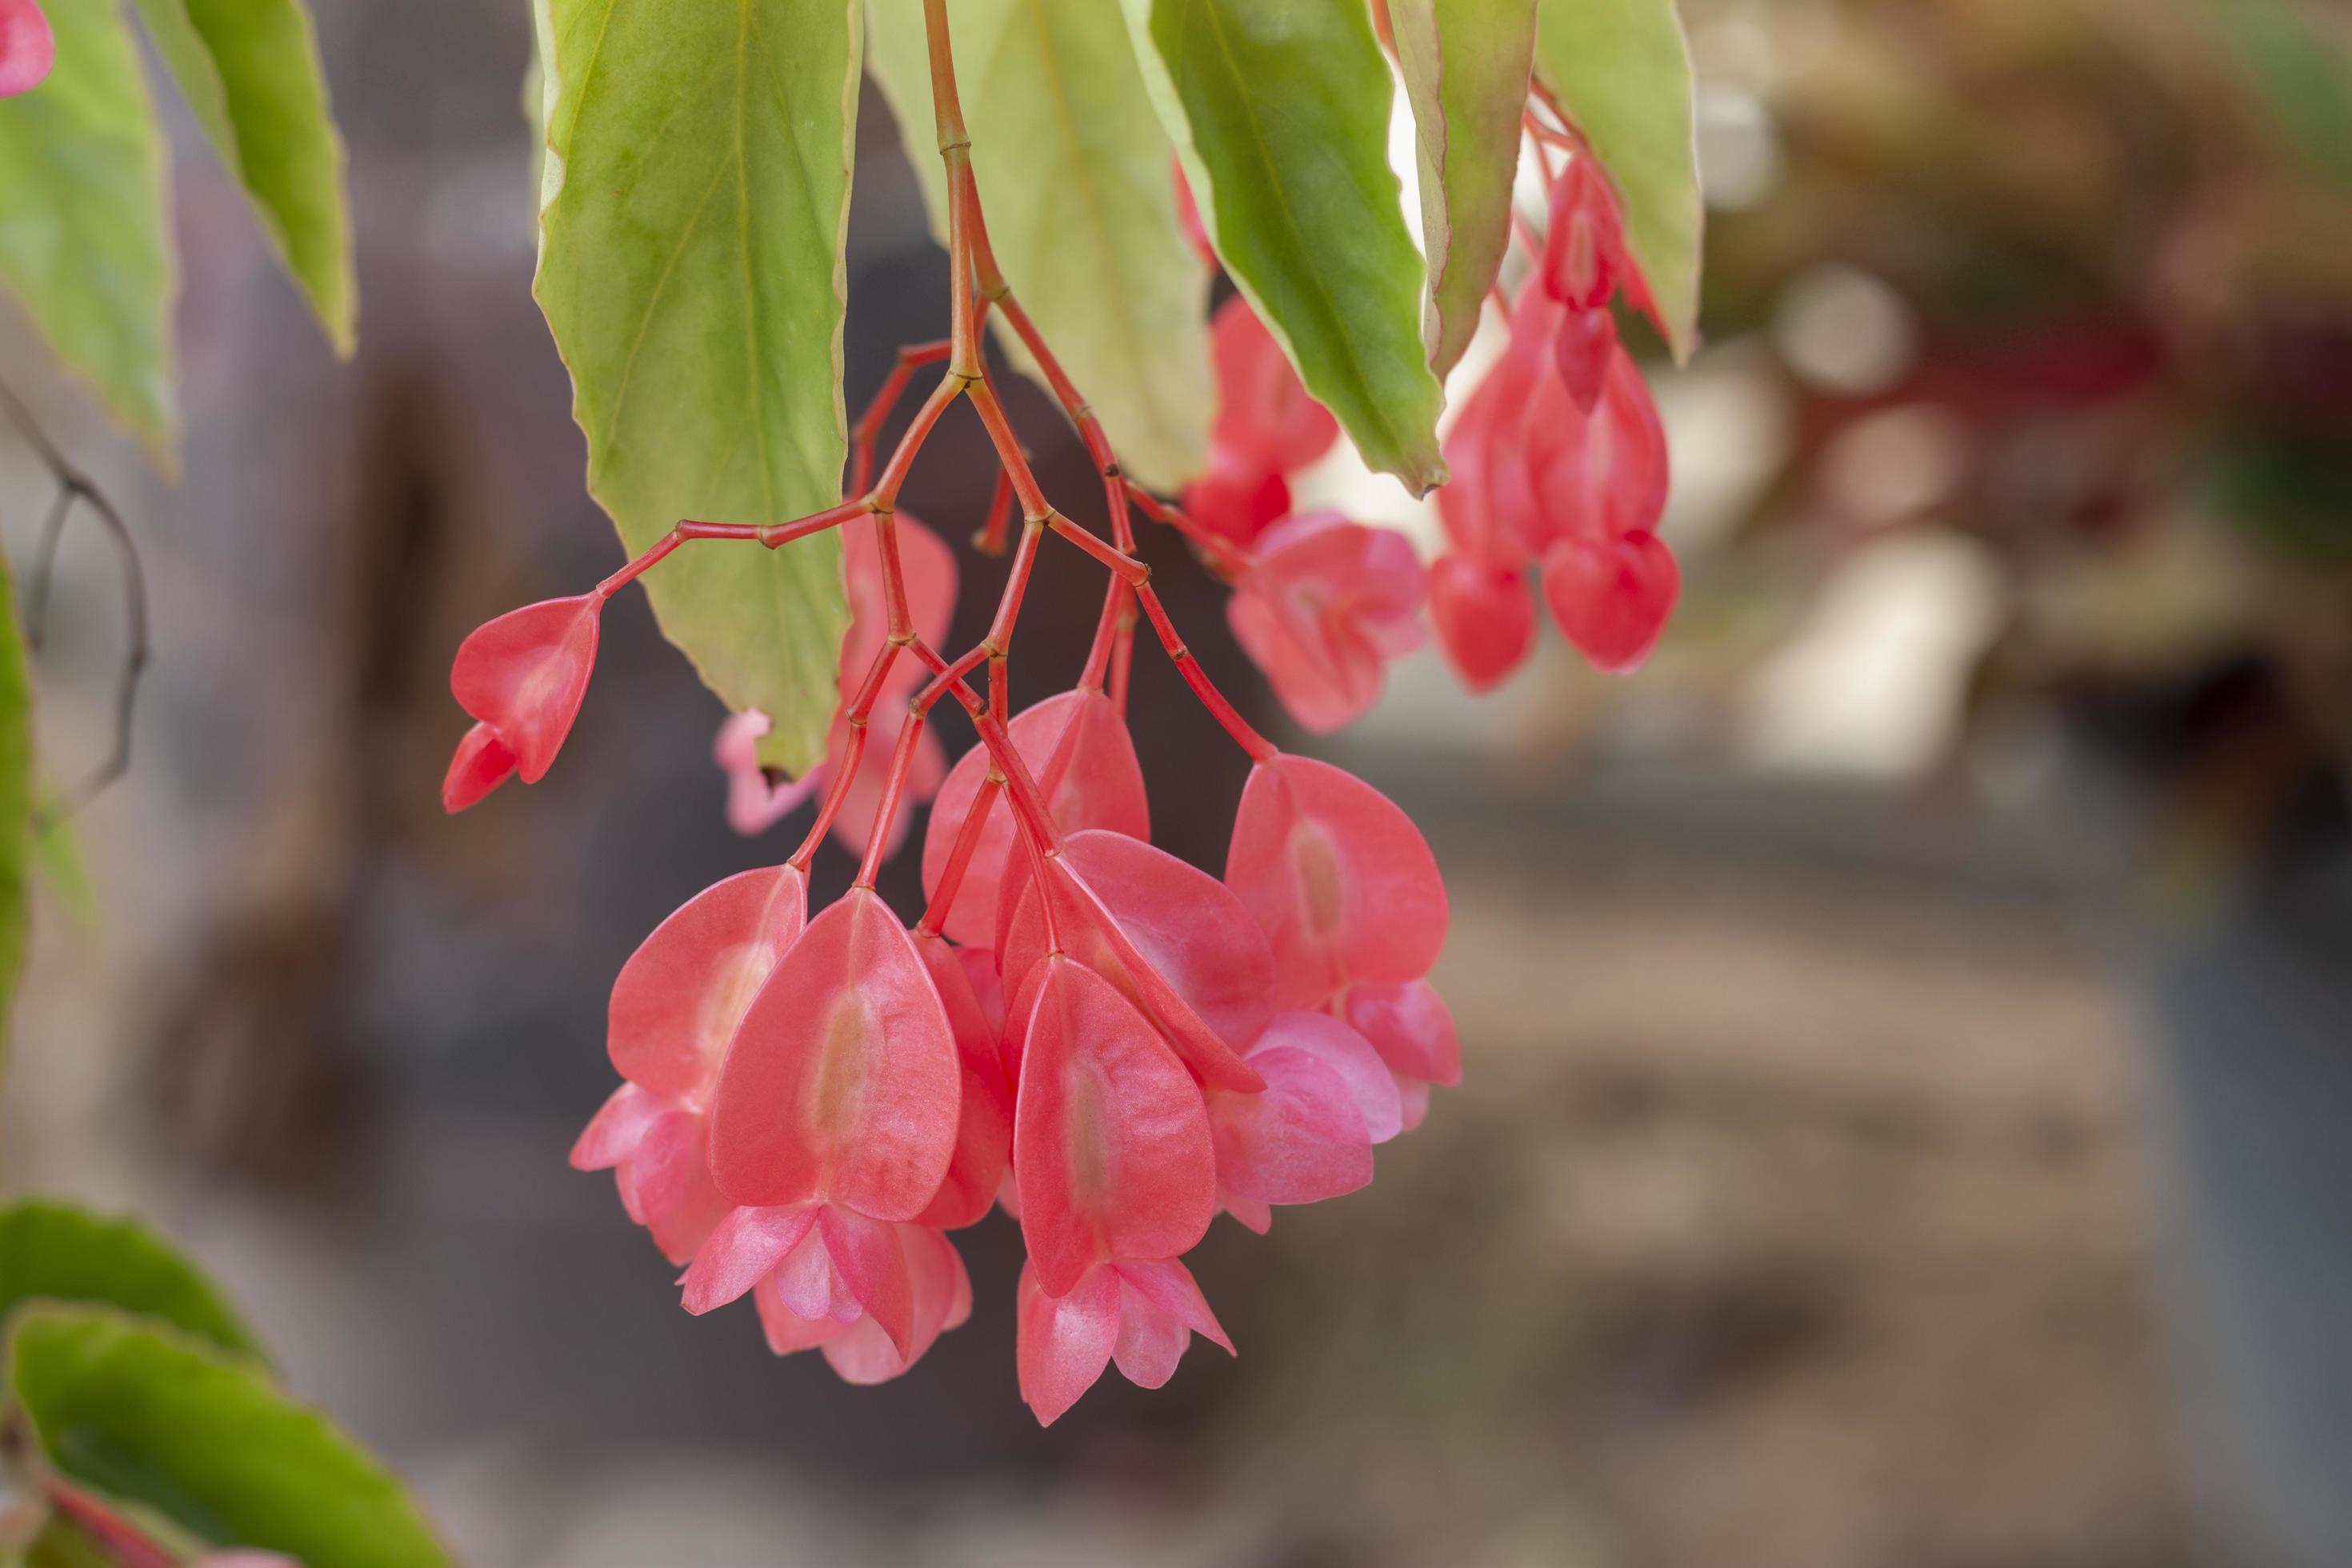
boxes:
[1532,0,1703,362]
[0,1200,266,1362]
[0,0,176,467]
[130,0,355,353]
[1391,0,1538,376]
[534,0,859,774]
[1122,0,1447,494]
[867,0,1211,492]
[10,1307,450,1567]
[0,556,33,1069]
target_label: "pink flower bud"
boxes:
[1542,153,1628,310]
[0,0,54,98]
[442,594,602,810]
[1426,555,1536,692]
[1539,528,1681,673]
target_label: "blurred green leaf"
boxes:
[868,0,1211,491]
[534,0,858,774]
[0,1202,266,1362]
[0,0,176,468]
[2207,432,2352,561]
[1122,0,1448,494]
[2190,0,2352,187]
[1390,0,1538,374]
[0,558,31,1069]
[130,0,355,352]
[22,1519,115,1568]
[8,1306,447,1568]
[28,806,92,930]
[1532,0,1702,362]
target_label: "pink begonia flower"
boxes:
[571,864,807,1263]
[1540,526,1681,674]
[1341,978,1464,1133]
[0,0,53,98]
[1226,511,1426,734]
[442,594,602,811]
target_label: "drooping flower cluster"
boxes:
[438,525,1452,1420]
[1433,150,1678,686]
[0,0,52,99]
[438,68,1671,1426]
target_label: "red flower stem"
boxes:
[850,339,954,497]
[963,375,1051,521]
[854,701,932,888]
[1109,596,1138,713]
[1047,515,1149,585]
[1134,582,1278,763]
[42,1474,180,1568]
[1078,582,1125,692]
[917,770,1004,934]
[788,642,903,870]
[870,374,966,510]
[974,466,1014,555]
[593,502,868,600]
[1122,481,1252,575]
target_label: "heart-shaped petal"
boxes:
[609,865,807,1104]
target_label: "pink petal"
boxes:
[708,888,961,1219]
[1014,958,1218,1297]
[609,865,807,1103]
[1553,306,1619,415]
[442,722,518,813]
[1181,463,1293,550]
[626,1110,732,1266]
[717,711,826,836]
[922,689,1149,950]
[1016,1263,1120,1426]
[819,1205,916,1358]
[1001,832,1272,1092]
[1542,152,1629,310]
[1226,755,1449,1008]
[911,934,1012,1230]
[1428,556,1535,693]
[1116,1257,1234,1354]
[449,595,601,783]
[1210,1041,1374,1211]
[1342,978,1463,1088]
[570,1082,662,1172]
[754,1272,851,1354]
[1529,344,1670,548]
[767,1222,842,1322]
[1539,529,1679,673]
[1255,1010,1402,1145]
[1398,1078,1434,1133]
[0,0,54,99]
[1230,516,1427,734]
[821,1225,972,1385]
[678,1204,818,1314]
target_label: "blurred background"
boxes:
[3,0,2350,1563]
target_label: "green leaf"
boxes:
[1532,0,1703,362]
[2190,0,2352,188]
[0,0,177,468]
[868,0,1211,491]
[1390,0,1538,375]
[534,0,861,774]
[0,1202,266,1362]
[0,558,32,1068]
[1122,0,1448,494]
[9,1306,448,1568]
[129,0,355,353]
[22,1519,115,1568]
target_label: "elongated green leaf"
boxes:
[2190,0,2352,187]
[1122,0,1447,494]
[130,0,354,353]
[1532,0,1702,362]
[0,557,32,1066]
[534,0,860,774]
[1391,0,1537,375]
[868,0,1210,490]
[23,1519,115,1568]
[0,1202,266,1362]
[9,1307,448,1568]
[0,0,176,467]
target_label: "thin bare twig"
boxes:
[0,379,152,822]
